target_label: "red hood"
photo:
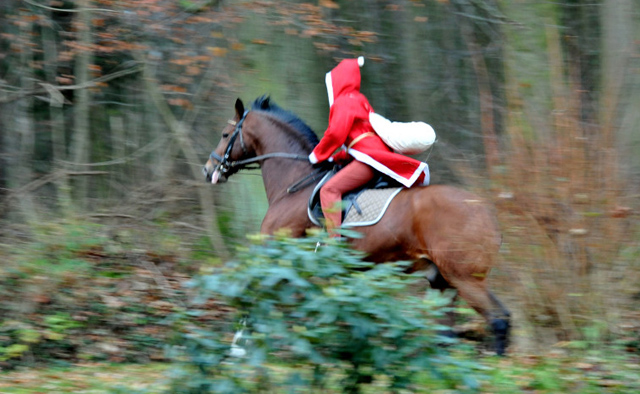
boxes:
[325,57,363,107]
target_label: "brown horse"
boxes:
[203,96,510,355]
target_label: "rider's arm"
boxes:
[309,100,356,164]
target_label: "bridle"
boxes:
[208,109,252,177]
[207,110,319,183]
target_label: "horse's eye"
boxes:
[222,133,229,138]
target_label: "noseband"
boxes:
[208,110,311,177]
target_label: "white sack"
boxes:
[369,112,436,155]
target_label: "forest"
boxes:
[0,0,639,392]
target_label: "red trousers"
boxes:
[320,160,374,235]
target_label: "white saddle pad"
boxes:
[343,188,402,227]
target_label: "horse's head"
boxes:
[204,98,250,184]
[204,95,319,185]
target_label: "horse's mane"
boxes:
[251,95,319,147]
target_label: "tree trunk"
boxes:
[458,16,501,174]
[70,0,94,209]
[43,9,72,215]
[13,7,39,225]
[137,52,230,259]
[601,0,639,179]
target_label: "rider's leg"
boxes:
[320,160,374,235]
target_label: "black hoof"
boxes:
[491,318,510,356]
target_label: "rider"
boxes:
[309,56,429,236]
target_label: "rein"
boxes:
[230,152,309,169]
[286,167,330,194]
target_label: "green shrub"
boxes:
[168,232,481,393]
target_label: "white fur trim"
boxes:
[349,149,428,188]
[420,163,430,185]
[325,71,334,107]
[309,152,319,164]
[357,56,364,67]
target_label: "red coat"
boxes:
[309,58,429,187]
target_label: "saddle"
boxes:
[307,168,403,228]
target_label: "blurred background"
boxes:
[0,0,639,381]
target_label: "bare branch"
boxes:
[22,0,122,14]
[0,170,109,216]
[56,134,170,167]
[0,65,142,104]
[86,213,138,219]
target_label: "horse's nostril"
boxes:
[203,166,213,182]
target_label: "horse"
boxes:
[203,96,511,355]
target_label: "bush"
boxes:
[168,232,481,393]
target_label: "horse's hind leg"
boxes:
[488,290,511,355]
[423,261,451,291]
[415,259,510,354]
[446,277,510,356]
[420,261,457,331]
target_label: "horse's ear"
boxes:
[260,96,270,109]
[234,98,244,118]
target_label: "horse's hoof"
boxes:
[490,318,510,356]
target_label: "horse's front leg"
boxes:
[260,207,313,237]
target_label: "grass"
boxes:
[0,363,169,393]
[1,348,639,393]
[474,351,640,394]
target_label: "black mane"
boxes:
[251,95,319,146]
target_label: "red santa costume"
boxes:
[309,56,429,234]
